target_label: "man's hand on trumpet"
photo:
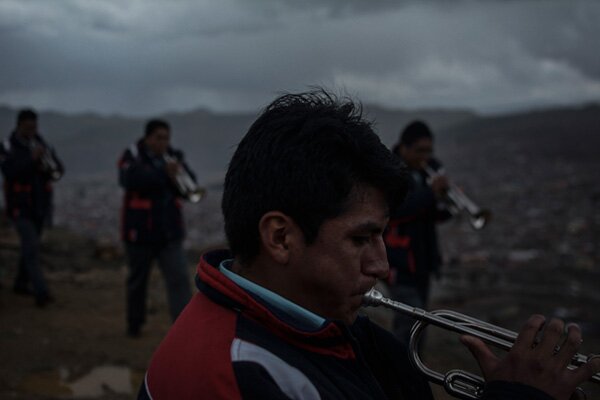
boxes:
[461,315,600,400]
[429,174,450,199]
[31,145,45,161]
[165,158,181,179]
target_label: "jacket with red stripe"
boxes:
[118,140,195,244]
[139,250,556,400]
[0,132,63,221]
[139,249,434,399]
[384,169,451,288]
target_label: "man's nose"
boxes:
[363,236,389,280]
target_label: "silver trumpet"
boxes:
[31,141,63,181]
[362,288,600,400]
[163,154,205,203]
[424,164,491,230]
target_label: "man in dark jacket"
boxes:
[0,108,64,307]
[384,120,452,341]
[118,119,196,337]
[139,91,598,400]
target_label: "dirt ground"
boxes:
[0,226,178,399]
[1,223,599,400]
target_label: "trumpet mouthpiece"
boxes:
[362,288,384,306]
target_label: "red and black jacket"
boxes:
[0,132,63,222]
[118,140,195,244]
[384,168,451,288]
[140,249,434,399]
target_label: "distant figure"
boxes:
[0,108,64,307]
[384,120,452,341]
[118,119,197,337]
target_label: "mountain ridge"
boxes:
[1,103,598,182]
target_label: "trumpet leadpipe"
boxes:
[163,154,205,203]
[30,140,62,181]
[423,165,490,230]
[362,288,514,348]
[41,148,63,180]
[362,288,600,394]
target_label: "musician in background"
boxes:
[118,119,195,337]
[0,108,64,307]
[384,120,452,341]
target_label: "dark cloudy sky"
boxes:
[1,0,599,116]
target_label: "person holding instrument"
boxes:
[0,108,64,307]
[118,119,198,337]
[137,90,599,400]
[384,120,453,342]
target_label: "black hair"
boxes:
[17,109,37,125]
[400,120,433,146]
[144,119,170,137]
[222,89,408,264]
[391,120,434,154]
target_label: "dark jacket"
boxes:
[384,168,451,288]
[0,132,64,222]
[118,140,196,244]
[139,249,434,400]
[138,250,554,400]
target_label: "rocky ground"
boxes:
[0,224,178,399]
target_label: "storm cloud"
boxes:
[0,0,598,116]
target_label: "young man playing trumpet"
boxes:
[385,120,452,342]
[0,109,64,307]
[118,119,198,337]
[138,91,599,399]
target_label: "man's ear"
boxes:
[258,211,301,264]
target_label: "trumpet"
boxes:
[423,162,490,230]
[163,154,205,203]
[31,141,63,181]
[362,288,600,400]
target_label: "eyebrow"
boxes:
[349,221,387,234]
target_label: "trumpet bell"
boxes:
[50,169,63,181]
[424,163,491,231]
[469,209,491,230]
[163,154,206,203]
[187,188,206,203]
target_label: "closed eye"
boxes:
[352,236,371,246]
[349,221,387,247]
